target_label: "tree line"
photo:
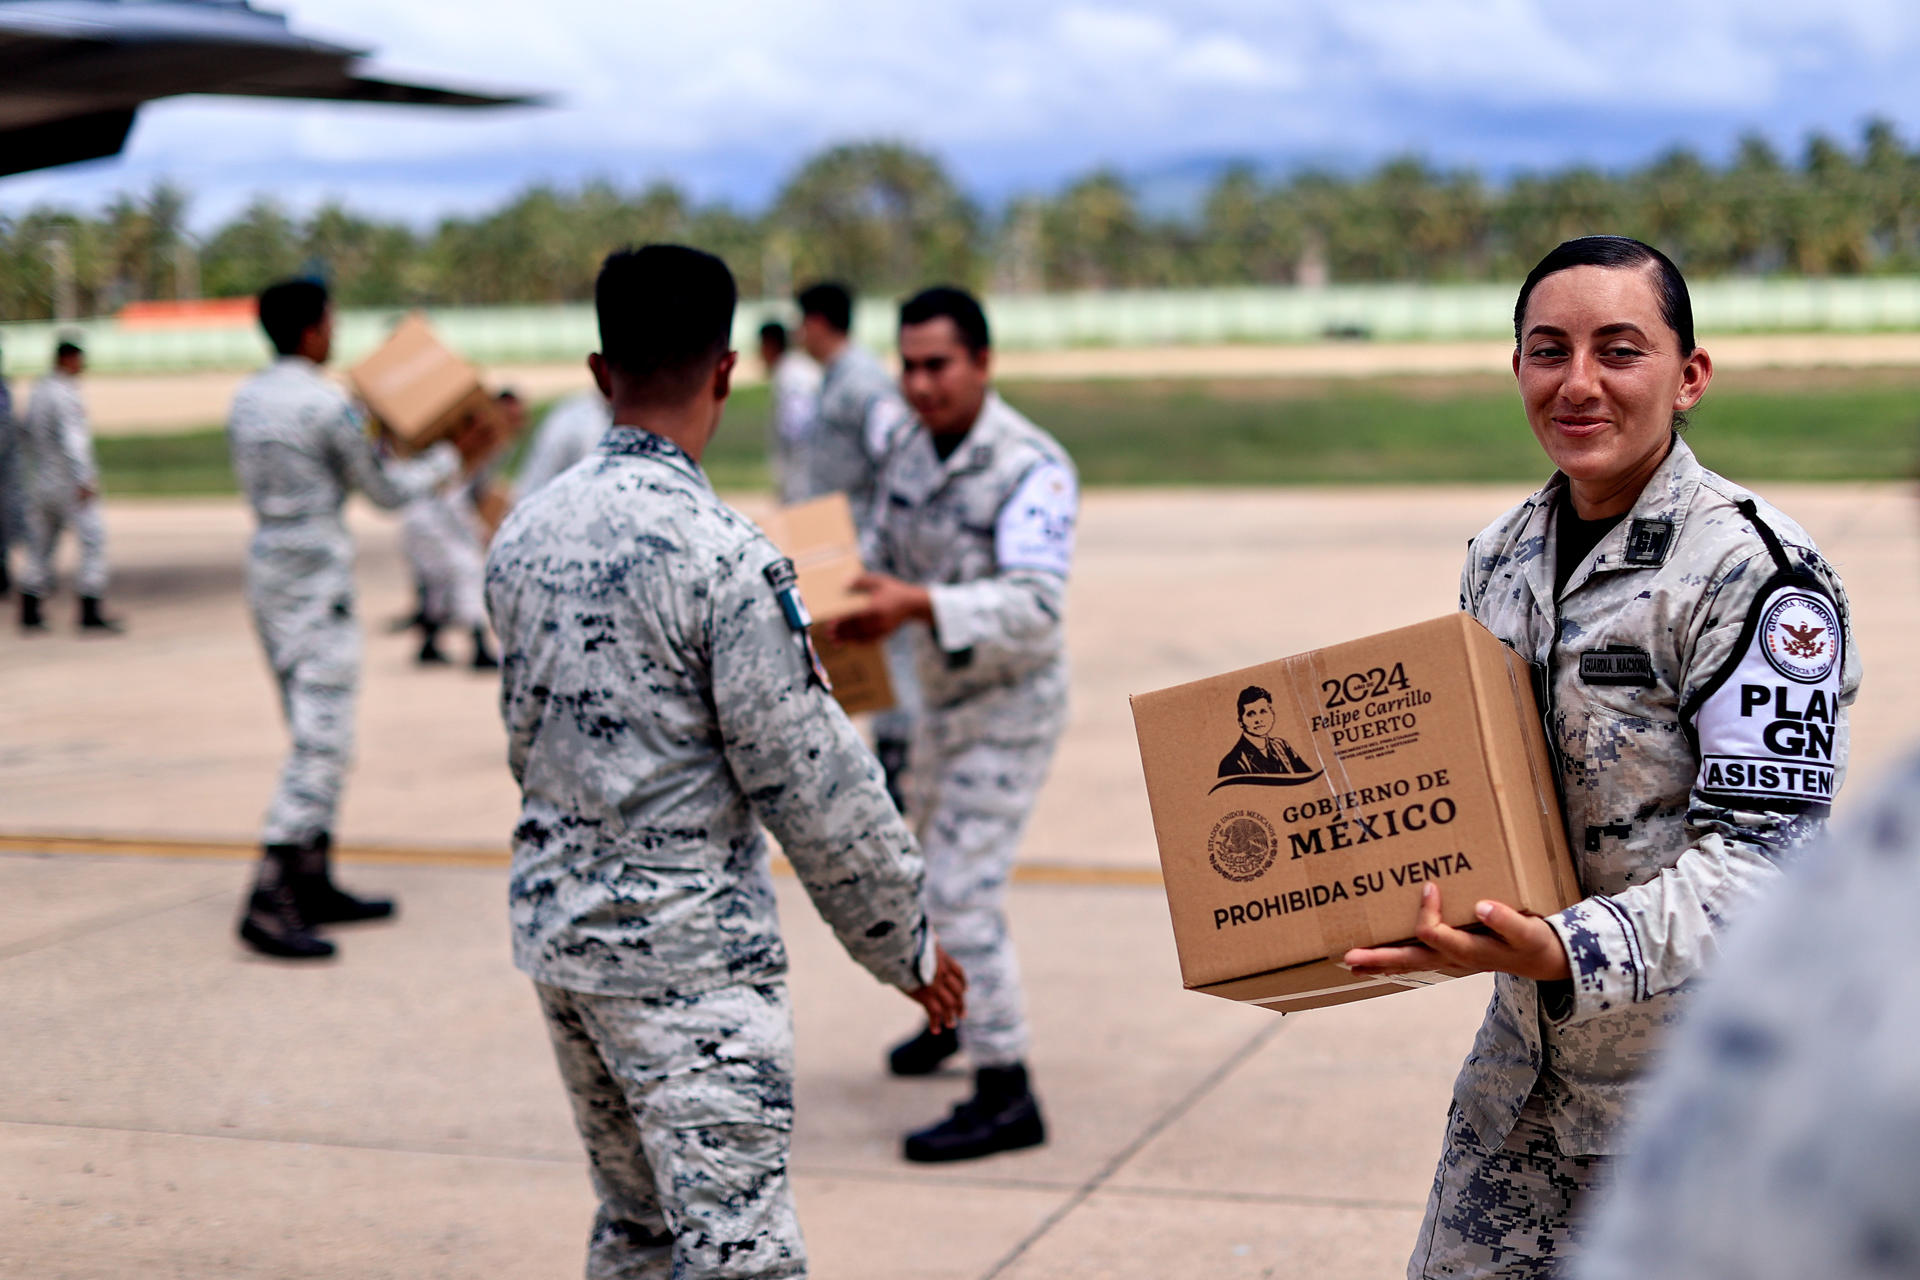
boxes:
[3,119,1919,323]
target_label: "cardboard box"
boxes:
[1131,613,1577,1015]
[760,494,896,717]
[348,312,494,454]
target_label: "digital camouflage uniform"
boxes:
[0,371,21,580]
[1577,747,1920,1280]
[228,356,459,846]
[400,478,489,630]
[516,390,612,500]
[766,350,821,506]
[20,370,107,599]
[866,391,1078,1069]
[799,343,897,521]
[1412,437,1861,1278]
[484,426,936,1280]
[804,342,918,753]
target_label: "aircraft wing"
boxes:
[0,0,542,176]
[202,73,540,108]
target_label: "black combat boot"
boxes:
[238,844,335,959]
[289,831,396,924]
[876,736,911,813]
[78,596,124,633]
[888,1025,960,1076]
[20,592,45,631]
[903,1063,1047,1163]
[469,626,499,670]
[416,622,448,665]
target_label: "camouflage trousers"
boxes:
[869,628,921,753]
[910,722,1059,1068]
[23,491,107,598]
[1409,1094,1611,1279]
[536,980,807,1280]
[247,536,360,847]
[400,496,487,630]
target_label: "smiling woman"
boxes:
[1343,237,1866,1280]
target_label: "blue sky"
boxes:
[3,0,1918,229]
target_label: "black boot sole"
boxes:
[888,1028,960,1077]
[301,899,396,925]
[903,1110,1047,1163]
[238,918,336,959]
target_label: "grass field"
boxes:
[97,368,1920,495]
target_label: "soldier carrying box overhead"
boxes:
[483,245,964,1279]
[227,278,491,961]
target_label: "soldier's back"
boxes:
[485,427,791,998]
[228,359,355,522]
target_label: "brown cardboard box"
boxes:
[348,312,494,454]
[1131,613,1577,1015]
[760,494,896,717]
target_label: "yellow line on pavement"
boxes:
[0,832,1165,887]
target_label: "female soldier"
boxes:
[1344,236,1862,1278]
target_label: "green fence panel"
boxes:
[6,277,1920,376]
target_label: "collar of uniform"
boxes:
[598,425,710,488]
[1551,434,1702,600]
[273,355,326,383]
[900,390,1006,494]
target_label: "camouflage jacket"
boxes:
[803,344,902,526]
[866,391,1078,741]
[1457,436,1860,1156]
[483,425,934,998]
[514,390,610,500]
[229,357,457,539]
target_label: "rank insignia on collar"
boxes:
[1624,519,1674,566]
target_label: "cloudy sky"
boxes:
[4,0,1919,228]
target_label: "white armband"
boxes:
[995,461,1078,576]
[1688,581,1845,811]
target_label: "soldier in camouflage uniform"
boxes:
[834,286,1078,1163]
[484,246,964,1280]
[757,320,820,506]
[795,282,919,804]
[0,342,19,596]
[18,339,122,632]
[228,278,477,960]
[793,282,900,521]
[1342,238,1860,1278]
[1576,746,1920,1280]
[514,387,612,500]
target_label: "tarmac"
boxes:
[4,483,1916,1279]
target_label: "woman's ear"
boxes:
[1674,346,1714,413]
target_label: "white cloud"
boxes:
[1,0,1916,223]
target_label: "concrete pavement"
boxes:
[3,484,1915,1278]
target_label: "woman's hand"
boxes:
[1342,882,1572,983]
